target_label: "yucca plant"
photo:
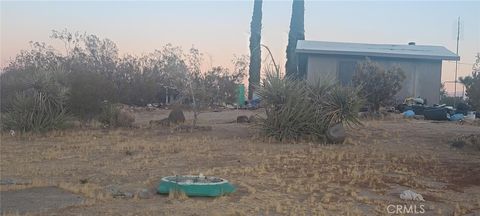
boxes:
[1,69,70,132]
[258,73,315,141]
[311,85,363,128]
[257,73,362,142]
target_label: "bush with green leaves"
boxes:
[1,70,70,132]
[352,58,406,112]
[257,73,362,141]
[67,71,116,121]
[98,103,134,128]
[459,53,480,111]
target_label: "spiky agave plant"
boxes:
[257,72,318,141]
[307,78,362,136]
[319,86,363,127]
[257,72,362,142]
[1,69,70,132]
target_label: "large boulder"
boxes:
[168,108,185,124]
[236,115,249,123]
[326,123,346,143]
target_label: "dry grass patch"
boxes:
[1,110,480,215]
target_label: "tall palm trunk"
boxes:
[285,0,306,79]
[248,0,263,100]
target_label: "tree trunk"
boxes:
[248,0,263,100]
[285,0,305,78]
[189,82,198,128]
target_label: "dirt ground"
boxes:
[1,109,479,215]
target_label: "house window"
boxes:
[338,61,357,86]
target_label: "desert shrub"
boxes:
[1,70,70,132]
[439,96,465,107]
[353,58,406,112]
[98,103,134,128]
[258,74,315,141]
[257,73,362,141]
[67,71,116,121]
[314,84,363,128]
[460,53,480,111]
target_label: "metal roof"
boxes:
[296,40,460,61]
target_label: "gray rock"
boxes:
[14,179,32,185]
[236,115,249,123]
[0,178,32,185]
[111,191,134,199]
[326,123,346,143]
[105,185,134,199]
[137,189,153,199]
[168,108,186,124]
[0,178,15,185]
[123,192,134,199]
[105,184,120,194]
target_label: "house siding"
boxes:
[306,54,442,105]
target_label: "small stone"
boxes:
[14,179,32,185]
[0,178,32,185]
[111,191,134,199]
[0,178,16,185]
[137,189,153,199]
[123,192,134,199]
[105,184,120,194]
[106,185,134,199]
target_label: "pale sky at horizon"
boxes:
[1,0,479,94]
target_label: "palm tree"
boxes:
[248,0,263,100]
[285,0,306,78]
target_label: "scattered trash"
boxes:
[413,115,424,120]
[449,113,464,121]
[402,110,415,118]
[400,190,425,201]
[246,98,261,109]
[465,111,476,121]
[157,175,236,197]
[424,107,450,121]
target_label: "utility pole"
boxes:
[454,17,460,106]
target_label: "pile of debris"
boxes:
[398,97,477,122]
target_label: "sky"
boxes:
[1,0,479,94]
